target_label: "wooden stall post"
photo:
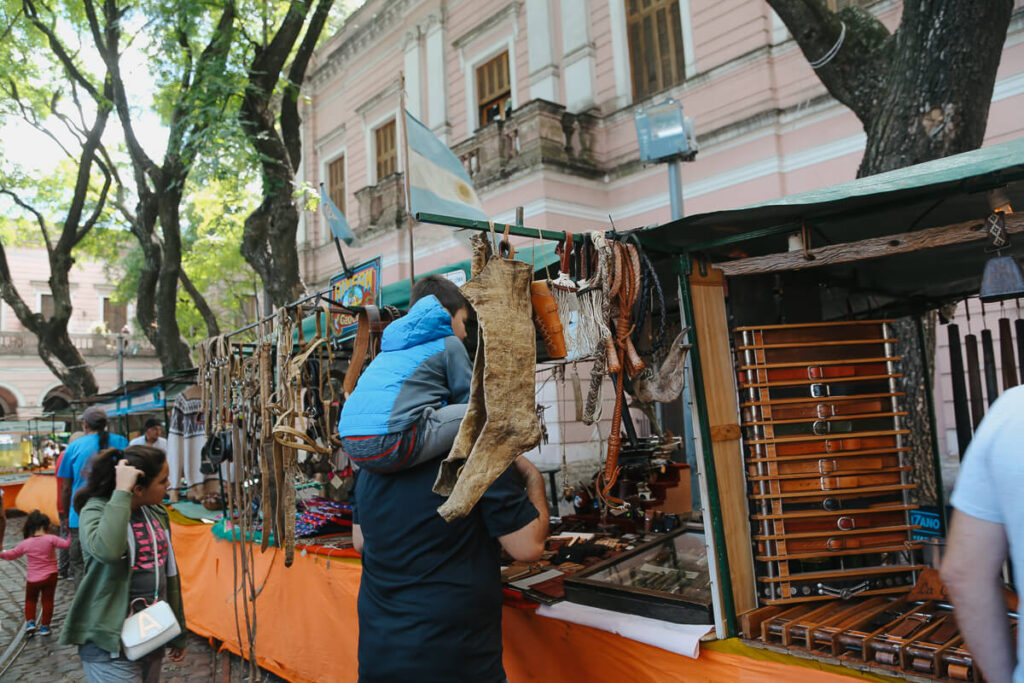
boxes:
[685,259,757,624]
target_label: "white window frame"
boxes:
[364,109,402,187]
[609,0,697,107]
[321,145,348,245]
[463,35,518,134]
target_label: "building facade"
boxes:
[299,0,1024,484]
[0,246,162,421]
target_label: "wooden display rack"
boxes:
[736,320,923,606]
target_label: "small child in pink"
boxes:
[0,510,70,635]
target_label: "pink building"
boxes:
[299,0,1024,484]
[0,247,162,420]
[299,0,1024,289]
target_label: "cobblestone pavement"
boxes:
[0,513,286,682]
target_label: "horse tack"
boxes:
[343,305,400,397]
[599,241,645,501]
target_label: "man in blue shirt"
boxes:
[56,406,128,581]
[353,453,548,682]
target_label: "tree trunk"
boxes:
[241,188,306,307]
[36,323,99,398]
[93,0,234,370]
[857,1,1013,175]
[238,0,333,307]
[766,0,1014,177]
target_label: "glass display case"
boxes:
[563,528,713,624]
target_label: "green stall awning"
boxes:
[298,241,560,342]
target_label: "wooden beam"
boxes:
[690,264,758,616]
[718,213,1024,277]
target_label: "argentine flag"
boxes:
[405,111,489,222]
[319,183,356,245]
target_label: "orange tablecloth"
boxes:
[12,473,59,520]
[170,521,896,683]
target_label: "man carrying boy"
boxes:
[337,275,473,472]
[339,275,548,682]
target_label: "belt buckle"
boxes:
[837,516,855,530]
[818,458,838,474]
[810,383,828,398]
[816,404,832,419]
[812,420,830,436]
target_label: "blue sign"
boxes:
[910,507,943,539]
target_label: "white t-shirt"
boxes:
[950,384,1024,683]
[128,435,168,453]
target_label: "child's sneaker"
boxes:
[25,620,36,633]
[39,626,51,636]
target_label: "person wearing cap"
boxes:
[129,418,167,453]
[57,407,129,582]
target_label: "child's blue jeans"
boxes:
[341,404,468,473]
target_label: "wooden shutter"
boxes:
[375,121,397,181]
[40,293,55,319]
[625,0,687,101]
[103,297,127,332]
[328,156,345,215]
[476,51,511,126]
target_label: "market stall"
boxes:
[628,137,1024,682]
[175,138,1023,682]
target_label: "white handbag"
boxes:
[120,510,182,661]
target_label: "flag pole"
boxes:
[399,72,416,285]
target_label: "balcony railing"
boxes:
[353,171,407,237]
[452,99,601,191]
[0,331,157,357]
[347,100,599,236]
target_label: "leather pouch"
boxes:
[531,280,567,359]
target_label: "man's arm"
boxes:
[941,510,1015,683]
[352,524,363,554]
[59,477,72,524]
[498,456,548,562]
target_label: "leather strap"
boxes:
[344,306,383,396]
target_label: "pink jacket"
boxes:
[1,534,71,583]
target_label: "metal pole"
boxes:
[399,73,416,285]
[668,158,684,220]
[117,334,125,387]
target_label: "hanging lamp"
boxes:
[979,188,1024,303]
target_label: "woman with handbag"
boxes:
[60,445,187,682]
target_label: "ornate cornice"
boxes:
[451,1,522,51]
[311,0,428,88]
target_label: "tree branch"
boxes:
[0,187,53,252]
[22,0,102,101]
[84,0,160,184]
[765,0,892,124]
[282,0,334,169]
[75,159,112,243]
[0,237,43,334]
[250,0,309,95]
[179,268,221,337]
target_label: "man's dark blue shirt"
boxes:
[353,459,537,682]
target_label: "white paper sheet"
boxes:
[536,601,713,658]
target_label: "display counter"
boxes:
[170,520,896,683]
